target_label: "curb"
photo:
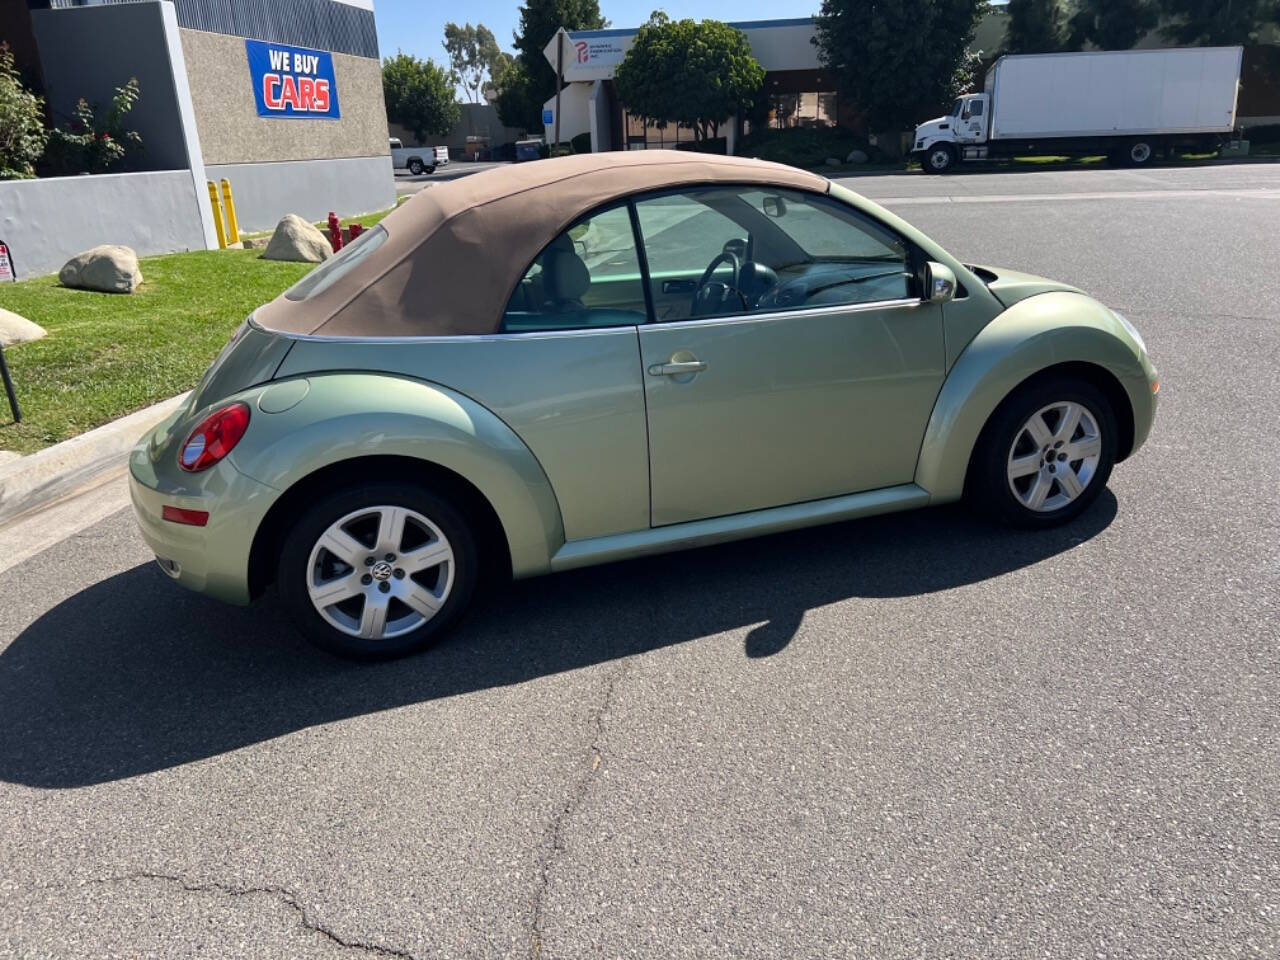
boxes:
[0,392,189,528]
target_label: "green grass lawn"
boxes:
[0,249,312,453]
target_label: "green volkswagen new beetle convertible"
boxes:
[130,152,1158,658]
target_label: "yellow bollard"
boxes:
[219,179,240,246]
[206,181,227,250]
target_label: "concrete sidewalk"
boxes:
[0,392,187,571]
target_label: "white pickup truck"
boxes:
[912,46,1242,173]
[388,139,449,176]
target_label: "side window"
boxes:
[969,100,984,117]
[635,186,913,321]
[503,204,648,332]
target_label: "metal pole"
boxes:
[0,343,20,424]
[554,31,563,150]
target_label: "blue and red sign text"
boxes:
[246,39,340,120]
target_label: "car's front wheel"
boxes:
[970,377,1117,527]
[407,158,424,175]
[277,483,478,659]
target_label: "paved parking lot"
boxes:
[1,163,1277,959]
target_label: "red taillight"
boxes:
[162,505,210,526]
[178,402,250,472]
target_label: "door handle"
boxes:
[662,279,697,294]
[647,360,707,377]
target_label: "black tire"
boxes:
[1127,140,1154,165]
[425,163,437,175]
[277,482,478,660]
[968,376,1118,528]
[924,145,955,174]
[407,158,424,175]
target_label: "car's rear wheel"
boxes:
[277,482,478,659]
[970,377,1117,527]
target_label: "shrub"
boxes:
[570,132,592,154]
[675,136,727,154]
[43,77,143,175]
[739,126,880,169]
[0,44,47,180]
[1243,123,1280,145]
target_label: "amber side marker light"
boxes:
[1151,379,1160,395]
[162,505,210,527]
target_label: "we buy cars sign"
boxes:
[246,39,340,119]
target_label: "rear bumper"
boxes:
[129,430,278,606]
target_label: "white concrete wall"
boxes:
[205,155,395,232]
[0,171,210,279]
[543,83,595,145]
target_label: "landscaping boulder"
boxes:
[58,245,142,293]
[262,214,331,263]
[824,157,842,167]
[845,149,869,164]
[0,308,46,347]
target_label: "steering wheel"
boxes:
[693,251,744,314]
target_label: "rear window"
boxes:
[283,225,387,302]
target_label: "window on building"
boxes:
[770,91,838,129]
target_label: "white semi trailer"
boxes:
[912,46,1243,173]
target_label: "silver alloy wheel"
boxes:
[929,147,952,171]
[305,505,455,640]
[1130,141,1152,163]
[1006,401,1103,512]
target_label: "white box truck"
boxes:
[912,46,1243,173]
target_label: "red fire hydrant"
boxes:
[327,212,343,253]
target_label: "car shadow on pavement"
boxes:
[0,495,1115,788]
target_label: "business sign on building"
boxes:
[545,28,634,82]
[246,39,341,119]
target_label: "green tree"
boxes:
[443,22,505,104]
[814,0,987,132]
[1068,0,1159,49]
[1159,0,1279,45]
[497,0,607,131]
[382,52,460,143]
[614,13,765,142]
[493,57,540,132]
[0,43,47,180]
[1005,0,1065,53]
[43,77,142,175]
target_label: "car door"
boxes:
[633,187,947,528]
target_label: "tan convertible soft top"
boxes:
[254,150,829,338]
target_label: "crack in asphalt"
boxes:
[528,665,625,960]
[85,872,419,959]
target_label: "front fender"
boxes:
[228,373,565,577]
[915,292,1157,502]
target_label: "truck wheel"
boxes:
[408,158,424,175]
[924,145,955,174]
[1127,141,1153,165]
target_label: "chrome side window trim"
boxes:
[646,297,924,332]
[251,298,927,345]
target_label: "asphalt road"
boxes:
[2,163,1277,959]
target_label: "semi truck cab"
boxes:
[914,94,989,172]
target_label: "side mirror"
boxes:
[924,261,957,303]
[762,195,787,218]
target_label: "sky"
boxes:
[372,0,811,64]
